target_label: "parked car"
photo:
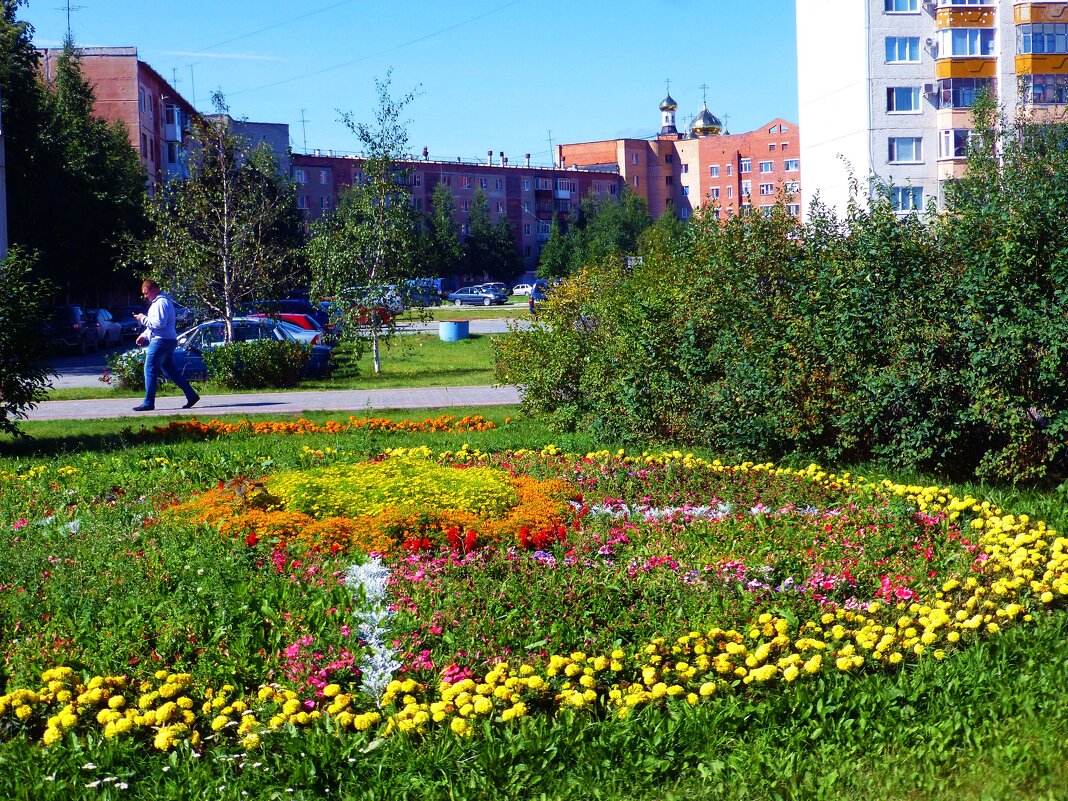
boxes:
[399,281,443,308]
[249,313,325,344]
[482,282,509,296]
[43,305,97,354]
[447,286,509,306]
[170,317,334,380]
[512,283,535,296]
[255,299,330,328]
[86,308,123,348]
[113,305,145,341]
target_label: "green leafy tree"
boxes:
[135,93,302,341]
[427,181,462,277]
[307,72,424,374]
[0,248,52,437]
[462,189,495,278]
[0,9,145,301]
[537,215,571,280]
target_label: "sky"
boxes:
[24,0,799,168]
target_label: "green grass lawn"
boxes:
[46,334,503,401]
[1,411,1066,800]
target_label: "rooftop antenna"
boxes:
[187,63,200,110]
[55,1,84,40]
[547,130,553,168]
[300,108,309,154]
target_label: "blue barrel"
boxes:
[439,319,470,342]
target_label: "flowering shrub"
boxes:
[201,338,310,389]
[2,443,1067,758]
[143,414,497,441]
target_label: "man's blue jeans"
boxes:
[142,338,197,406]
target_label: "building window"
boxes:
[891,186,923,212]
[462,177,472,189]
[768,143,777,151]
[524,223,531,235]
[462,200,470,212]
[525,246,532,257]
[781,142,789,151]
[727,186,734,198]
[141,133,148,155]
[886,36,921,63]
[884,0,918,11]
[631,153,639,165]
[726,164,733,176]
[741,203,752,215]
[295,169,307,184]
[665,176,674,186]
[759,183,775,196]
[523,201,530,212]
[940,77,995,109]
[681,163,689,173]
[297,196,307,210]
[412,173,422,187]
[887,86,921,113]
[1018,23,1068,55]
[461,223,470,235]
[496,201,504,213]
[761,206,774,218]
[759,160,774,173]
[495,178,504,190]
[742,180,752,195]
[138,87,146,112]
[784,158,800,171]
[609,184,617,195]
[939,128,974,158]
[1020,73,1068,104]
[787,204,801,216]
[413,197,422,210]
[938,27,995,57]
[320,196,330,210]
[665,153,673,163]
[320,170,329,184]
[479,177,488,189]
[441,175,451,187]
[522,178,531,191]
[166,142,179,164]
[633,176,640,187]
[710,165,720,177]
[682,185,690,196]
[709,187,720,200]
[680,206,691,220]
[784,181,801,193]
[888,136,923,163]
[740,158,752,173]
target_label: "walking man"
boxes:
[132,279,200,412]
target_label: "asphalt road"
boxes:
[45,317,527,389]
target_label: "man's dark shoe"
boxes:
[182,394,200,409]
[132,404,154,412]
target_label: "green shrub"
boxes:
[497,105,1068,485]
[0,249,52,436]
[202,338,310,389]
[104,347,147,390]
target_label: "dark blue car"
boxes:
[447,286,509,306]
[171,318,334,380]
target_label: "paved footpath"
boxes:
[23,385,522,421]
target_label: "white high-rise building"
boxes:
[797,0,1065,218]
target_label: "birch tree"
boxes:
[307,72,423,374]
[136,93,302,341]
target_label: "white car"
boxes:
[513,283,535,296]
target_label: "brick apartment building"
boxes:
[37,47,197,188]
[558,92,802,219]
[291,151,624,272]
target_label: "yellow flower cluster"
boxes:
[0,464,49,483]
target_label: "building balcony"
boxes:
[936,7,995,28]
[1016,54,1068,75]
[1014,2,1068,25]
[935,58,997,79]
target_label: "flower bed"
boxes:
[1,443,1066,754]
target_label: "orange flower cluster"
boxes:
[165,472,571,556]
[143,415,497,441]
